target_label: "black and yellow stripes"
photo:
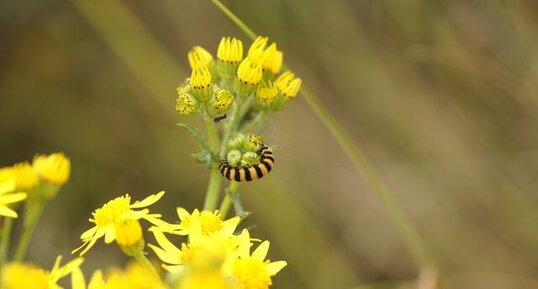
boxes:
[219,146,274,182]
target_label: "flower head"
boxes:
[0,172,27,218]
[73,191,167,256]
[209,89,234,115]
[275,71,302,98]
[256,82,279,106]
[176,91,199,116]
[227,230,287,289]
[217,37,244,64]
[237,57,263,86]
[1,256,84,289]
[33,152,70,185]
[190,66,212,90]
[188,46,213,70]
[10,162,38,190]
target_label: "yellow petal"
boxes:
[71,267,87,289]
[0,192,27,204]
[88,270,105,289]
[131,191,165,209]
[152,230,182,256]
[0,206,18,218]
[176,207,190,220]
[267,261,287,276]
[0,177,15,195]
[148,243,181,265]
[104,225,116,243]
[252,241,270,261]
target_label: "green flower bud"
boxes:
[210,89,233,115]
[241,151,259,167]
[176,92,198,115]
[245,134,263,152]
[228,134,245,150]
[226,150,242,167]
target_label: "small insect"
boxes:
[219,145,274,182]
[213,113,227,123]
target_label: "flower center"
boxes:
[93,195,132,227]
[1,263,49,289]
[233,257,271,289]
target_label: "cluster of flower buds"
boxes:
[176,36,302,118]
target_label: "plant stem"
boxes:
[203,115,222,211]
[133,252,158,277]
[0,217,14,263]
[14,201,45,262]
[209,0,436,270]
[219,181,240,217]
[209,0,256,40]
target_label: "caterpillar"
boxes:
[219,145,274,182]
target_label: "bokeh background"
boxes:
[1,0,538,288]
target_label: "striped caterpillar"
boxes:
[219,145,274,182]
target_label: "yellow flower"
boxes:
[173,208,240,237]
[10,162,38,190]
[72,191,167,256]
[1,256,84,289]
[190,66,212,90]
[33,152,70,185]
[247,36,282,73]
[247,36,269,57]
[217,37,244,64]
[149,209,240,273]
[72,263,166,289]
[237,57,262,86]
[179,270,234,289]
[275,71,302,98]
[263,48,283,74]
[256,81,278,106]
[210,89,234,115]
[176,91,199,116]
[227,230,287,289]
[0,172,27,218]
[188,46,213,70]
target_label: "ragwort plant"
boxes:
[0,35,300,289]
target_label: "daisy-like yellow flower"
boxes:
[188,46,213,70]
[162,207,240,237]
[1,256,84,289]
[72,191,168,256]
[10,162,38,190]
[246,36,282,73]
[275,71,302,98]
[217,37,244,64]
[149,209,240,273]
[226,230,287,289]
[33,152,70,186]
[73,262,166,289]
[0,172,27,218]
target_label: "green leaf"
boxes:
[177,122,211,150]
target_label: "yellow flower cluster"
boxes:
[176,35,302,117]
[149,208,287,289]
[0,152,70,218]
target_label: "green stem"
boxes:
[133,252,158,277]
[14,201,45,262]
[0,217,14,264]
[209,0,436,270]
[241,111,267,133]
[203,115,223,211]
[209,0,256,40]
[219,181,240,217]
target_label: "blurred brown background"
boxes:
[1,0,538,288]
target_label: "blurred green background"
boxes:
[1,0,538,288]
